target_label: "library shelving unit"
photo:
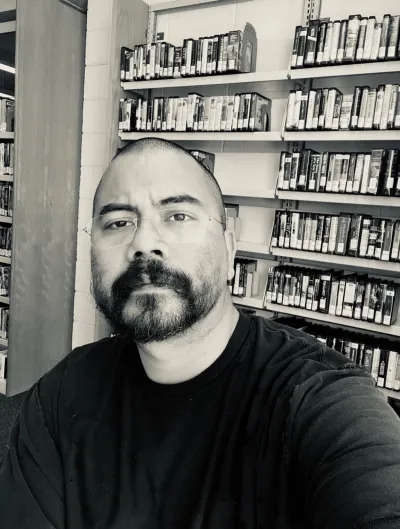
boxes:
[0,1,86,397]
[111,0,400,400]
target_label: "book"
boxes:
[344,15,361,62]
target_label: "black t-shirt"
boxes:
[1,312,400,529]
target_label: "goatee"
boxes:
[92,257,219,343]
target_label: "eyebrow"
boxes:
[98,195,205,216]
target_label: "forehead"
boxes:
[95,148,215,211]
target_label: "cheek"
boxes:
[92,249,126,289]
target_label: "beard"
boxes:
[92,256,221,343]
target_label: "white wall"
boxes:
[72,0,114,348]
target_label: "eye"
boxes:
[165,212,194,222]
[103,219,135,230]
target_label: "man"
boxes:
[1,137,400,529]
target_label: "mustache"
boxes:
[112,259,190,300]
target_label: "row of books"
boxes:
[290,320,400,390]
[0,349,6,381]
[0,225,12,257]
[277,149,400,196]
[0,307,9,339]
[0,184,13,217]
[285,84,400,131]
[118,93,271,133]
[0,99,14,133]
[264,265,399,326]
[275,316,400,390]
[0,266,10,296]
[292,14,400,69]
[229,258,260,298]
[271,211,400,262]
[0,143,14,175]
[120,26,255,81]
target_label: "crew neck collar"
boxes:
[133,311,254,398]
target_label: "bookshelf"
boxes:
[0,133,14,140]
[265,303,400,337]
[270,248,400,274]
[122,70,289,90]
[283,131,400,141]
[233,295,264,310]
[0,0,86,397]
[276,191,400,207]
[119,132,283,142]
[381,388,400,400]
[290,60,400,79]
[91,0,400,403]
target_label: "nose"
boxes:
[126,216,168,260]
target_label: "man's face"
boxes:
[91,148,235,343]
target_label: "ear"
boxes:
[224,228,237,281]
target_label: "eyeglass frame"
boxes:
[83,208,226,249]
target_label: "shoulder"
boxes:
[249,314,370,384]
[37,335,130,434]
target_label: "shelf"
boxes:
[0,132,14,140]
[290,61,400,80]
[232,295,265,309]
[223,189,277,200]
[236,241,271,256]
[0,379,5,395]
[0,21,16,34]
[265,303,400,337]
[283,131,400,142]
[0,296,9,304]
[0,216,12,224]
[122,70,289,90]
[119,131,283,142]
[380,387,400,402]
[0,256,11,265]
[150,0,252,11]
[0,175,13,183]
[276,191,400,207]
[271,248,400,274]
[0,337,8,346]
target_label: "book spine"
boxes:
[355,18,368,61]
[291,26,302,67]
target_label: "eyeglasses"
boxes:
[83,207,224,249]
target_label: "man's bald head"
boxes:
[95,137,226,229]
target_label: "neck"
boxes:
[136,291,239,384]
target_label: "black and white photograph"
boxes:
[0,0,400,527]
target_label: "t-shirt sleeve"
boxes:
[0,359,68,529]
[287,345,400,529]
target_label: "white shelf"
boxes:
[119,131,283,142]
[223,189,277,199]
[0,296,9,304]
[0,256,11,265]
[380,388,400,402]
[0,379,5,395]
[0,337,8,346]
[236,241,271,256]
[0,216,12,225]
[271,248,400,274]
[290,61,400,80]
[150,0,252,11]
[233,296,264,309]
[0,132,14,140]
[277,191,400,207]
[0,21,16,34]
[0,175,13,183]
[283,130,400,142]
[265,303,400,337]
[122,70,289,90]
